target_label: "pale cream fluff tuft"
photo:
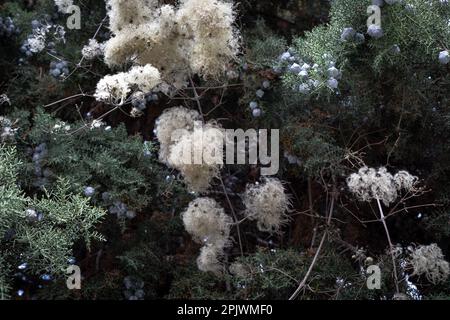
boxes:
[82,39,105,60]
[347,167,418,206]
[182,197,232,275]
[94,64,161,104]
[103,0,239,88]
[243,178,291,234]
[167,123,224,193]
[106,0,159,33]
[176,0,239,77]
[409,244,450,284]
[94,72,130,104]
[154,106,201,165]
[182,197,232,246]
[196,243,225,275]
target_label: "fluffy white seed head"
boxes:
[124,65,161,93]
[196,243,225,275]
[393,170,418,191]
[243,178,291,234]
[176,0,239,78]
[408,244,450,284]
[347,167,418,206]
[103,0,239,88]
[82,39,105,60]
[182,197,232,246]
[94,64,161,104]
[94,72,131,104]
[106,0,159,33]
[167,123,224,193]
[182,197,231,275]
[154,106,201,165]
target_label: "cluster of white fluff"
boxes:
[182,197,232,245]
[101,0,239,92]
[81,39,105,60]
[25,23,66,55]
[155,107,224,193]
[347,167,418,206]
[154,106,201,164]
[182,197,232,274]
[54,0,73,13]
[242,178,291,234]
[175,0,239,77]
[197,243,224,274]
[408,244,450,284]
[167,123,224,193]
[94,64,161,104]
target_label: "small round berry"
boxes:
[298,83,310,94]
[367,24,383,39]
[280,51,291,61]
[126,210,136,219]
[439,50,450,65]
[327,78,339,89]
[50,68,61,78]
[289,63,302,74]
[252,108,262,118]
[299,70,308,78]
[249,101,258,110]
[355,33,365,44]
[84,186,95,197]
[327,67,340,78]
[262,80,270,89]
[341,27,356,41]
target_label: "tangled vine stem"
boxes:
[376,198,400,294]
[289,195,335,300]
[219,176,244,257]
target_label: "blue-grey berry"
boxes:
[298,70,308,78]
[298,83,310,94]
[126,210,136,219]
[367,24,383,38]
[341,27,356,41]
[84,186,95,197]
[439,50,450,64]
[280,51,291,61]
[289,63,302,74]
[301,63,311,70]
[252,108,262,118]
[327,67,340,78]
[50,68,61,77]
[355,33,365,44]
[327,78,339,89]
[249,101,258,110]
